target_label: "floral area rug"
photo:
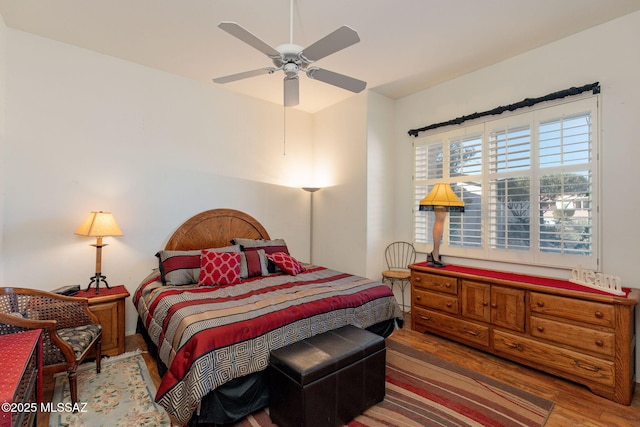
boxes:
[49,350,171,427]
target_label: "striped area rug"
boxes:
[351,339,553,426]
[234,338,553,427]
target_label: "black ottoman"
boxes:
[268,325,386,427]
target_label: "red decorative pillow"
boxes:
[240,249,268,278]
[198,250,241,286]
[155,249,201,286]
[231,238,289,255]
[266,252,306,276]
[156,245,240,286]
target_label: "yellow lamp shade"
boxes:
[419,183,465,212]
[75,211,123,237]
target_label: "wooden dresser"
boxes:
[410,263,639,405]
[0,329,42,427]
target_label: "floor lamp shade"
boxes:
[419,184,464,267]
[75,211,123,293]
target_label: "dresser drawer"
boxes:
[530,292,614,328]
[413,307,489,347]
[410,263,638,406]
[412,272,457,295]
[494,330,615,387]
[413,288,459,314]
[530,316,615,357]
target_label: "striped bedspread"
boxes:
[133,265,403,425]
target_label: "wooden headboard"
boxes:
[164,208,271,251]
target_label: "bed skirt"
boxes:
[136,317,399,425]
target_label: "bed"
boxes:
[133,208,403,425]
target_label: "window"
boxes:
[413,96,598,270]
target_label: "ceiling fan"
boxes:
[212,0,367,107]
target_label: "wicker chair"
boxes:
[0,287,102,405]
[381,242,416,313]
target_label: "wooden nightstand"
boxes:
[74,285,130,357]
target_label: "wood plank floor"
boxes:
[39,317,640,426]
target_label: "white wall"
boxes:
[394,11,640,378]
[2,29,314,334]
[365,92,396,282]
[312,93,368,276]
[309,91,397,284]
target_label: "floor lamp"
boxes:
[75,211,123,293]
[302,187,321,264]
[419,183,464,267]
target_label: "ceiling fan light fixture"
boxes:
[283,75,299,107]
[283,62,299,77]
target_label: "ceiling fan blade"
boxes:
[218,22,280,57]
[306,67,367,93]
[301,26,360,62]
[284,76,299,107]
[213,67,275,84]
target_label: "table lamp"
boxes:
[75,211,123,293]
[419,184,464,267]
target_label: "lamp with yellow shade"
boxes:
[75,211,123,293]
[419,184,464,267]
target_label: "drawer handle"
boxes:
[500,338,521,350]
[490,303,497,308]
[594,311,603,319]
[595,340,604,347]
[415,277,422,282]
[446,302,452,308]
[463,327,478,337]
[573,359,601,373]
[536,326,544,332]
[536,301,544,307]
[482,302,489,307]
[445,283,452,288]
[419,314,432,321]
[416,295,422,301]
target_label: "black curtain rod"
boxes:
[408,82,600,137]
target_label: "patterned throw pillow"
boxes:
[240,249,269,278]
[198,250,242,286]
[156,245,240,285]
[156,249,201,285]
[231,238,289,255]
[232,238,289,273]
[266,252,306,276]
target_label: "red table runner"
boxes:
[75,284,128,299]
[413,262,631,298]
[0,329,42,427]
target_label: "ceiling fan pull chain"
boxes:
[283,105,286,156]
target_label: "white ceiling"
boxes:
[1,0,639,113]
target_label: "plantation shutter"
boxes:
[412,95,598,270]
